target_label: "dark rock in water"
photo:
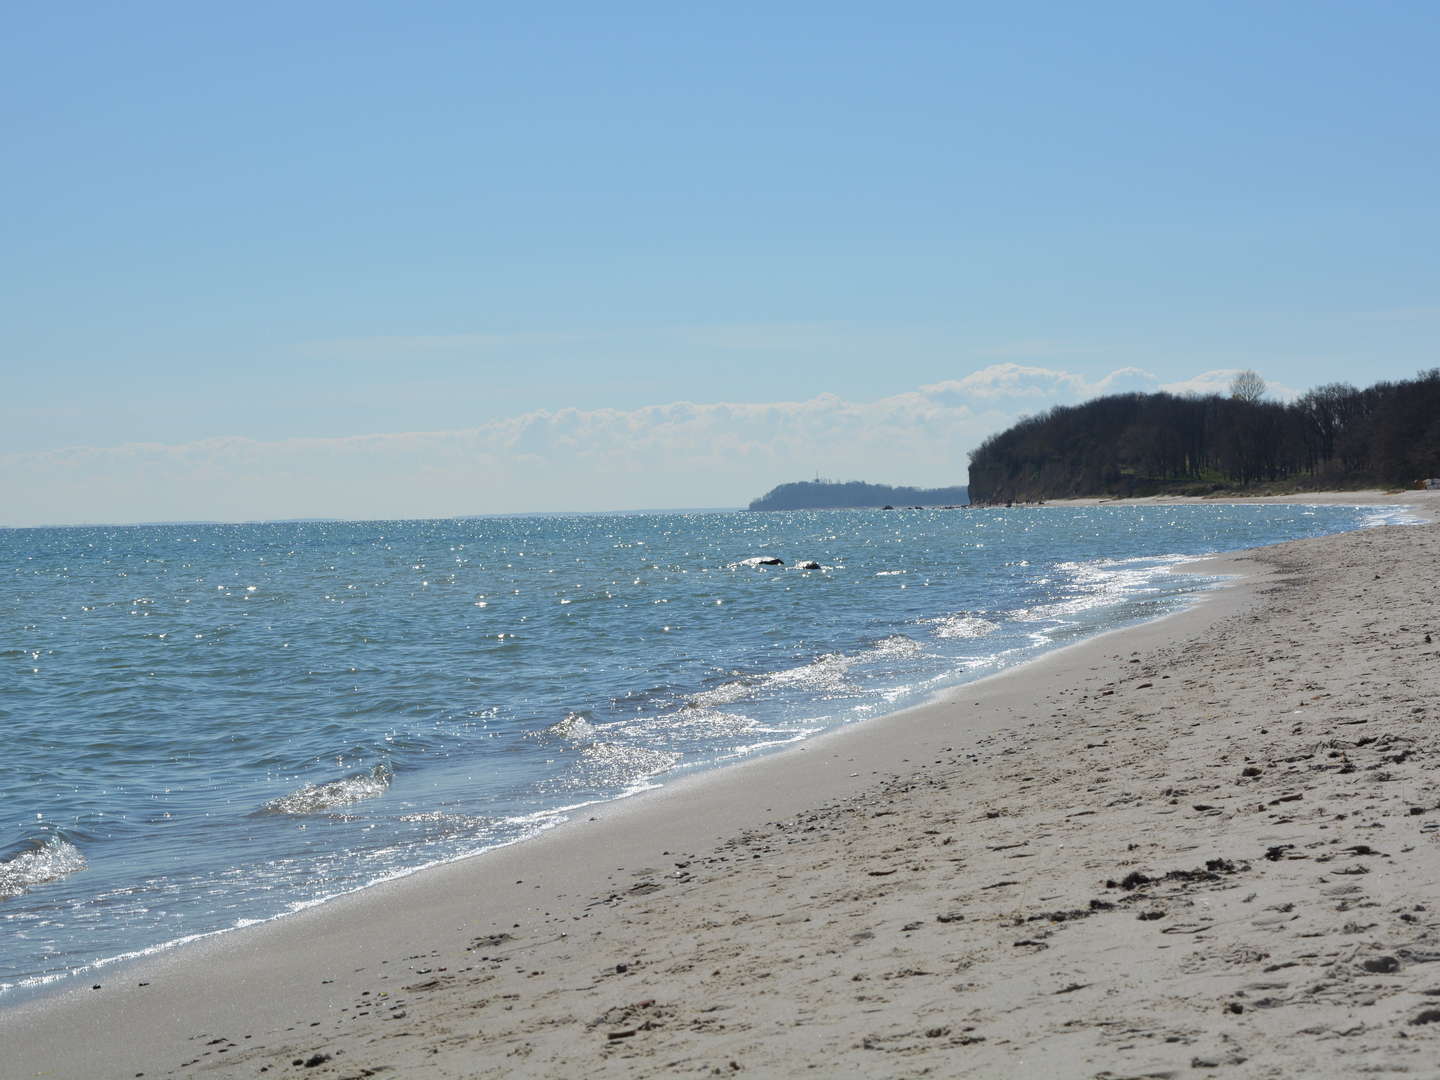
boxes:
[755,556,784,566]
[796,560,821,570]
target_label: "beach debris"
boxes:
[1361,956,1401,974]
[1108,870,1155,890]
[1027,908,1091,924]
[1105,859,1247,890]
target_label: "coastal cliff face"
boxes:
[966,372,1440,505]
[749,479,968,511]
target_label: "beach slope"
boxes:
[5,521,1440,1078]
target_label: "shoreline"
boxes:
[0,500,1374,1008]
[5,499,1438,1077]
[1042,489,1440,511]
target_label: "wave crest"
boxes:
[929,615,1000,639]
[0,838,87,899]
[263,764,392,815]
[536,713,598,742]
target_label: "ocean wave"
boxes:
[1012,555,1192,621]
[654,706,756,737]
[867,634,924,658]
[928,614,1001,639]
[0,838,87,900]
[577,742,680,785]
[262,763,392,815]
[536,713,598,742]
[608,705,758,742]
[687,637,922,711]
[689,678,757,709]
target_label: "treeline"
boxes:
[748,479,969,511]
[967,370,1440,504]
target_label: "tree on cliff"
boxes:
[1230,369,1268,403]
[966,369,1440,503]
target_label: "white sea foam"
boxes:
[1011,555,1191,621]
[689,678,757,708]
[540,713,598,742]
[262,764,392,815]
[577,742,679,784]
[867,634,924,658]
[690,637,921,712]
[0,839,87,899]
[929,615,1000,639]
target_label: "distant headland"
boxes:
[748,479,969,511]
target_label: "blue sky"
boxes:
[5,2,1439,524]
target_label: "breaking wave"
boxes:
[0,838,87,900]
[537,713,598,742]
[262,764,392,815]
[928,614,1001,639]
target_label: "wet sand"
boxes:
[4,494,1439,1078]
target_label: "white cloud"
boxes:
[0,364,1280,526]
[921,362,1160,402]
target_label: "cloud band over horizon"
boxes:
[2,364,1288,526]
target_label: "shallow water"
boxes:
[0,503,1410,1001]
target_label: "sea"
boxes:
[0,503,1413,1004]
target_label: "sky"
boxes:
[4,2,1439,525]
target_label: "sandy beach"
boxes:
[5,492,1439,1079]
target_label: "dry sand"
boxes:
[4,494,1440,1079]
[1045,490,1438,509]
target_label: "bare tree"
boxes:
[1230,369,1267,403]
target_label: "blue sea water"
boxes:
[0,504,1411,1002]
